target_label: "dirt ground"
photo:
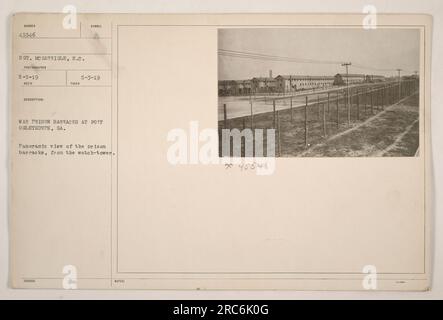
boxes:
[219,93,419,157]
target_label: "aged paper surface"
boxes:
[10,13,432,290]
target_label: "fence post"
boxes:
[327,92,330,117]
[375,88,378,111]
[323,101,326,137]
[380,87,383,110]
[357,89,360,120]
[223,103,227,129]
[305,96,308,147]
[290,97,293,123]
[394,84,397,103]
[386,84,390,105]
[365,88,368,116]
[392,84,395,103]
[277,110,281,157]
[336,91,340,129]
[347,89,351,126]
[382,86,385,108]
[250,99,254,129]
[273,100,276,128]
[386,85,389,105]
[241,118,245,156]
[379,87,382,110]
[390,84,393,104]
[371,89,374,114]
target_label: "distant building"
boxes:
[365,74,386,83]
[218,73,386,96]
[251,77,277,94]
[218,80,236,96]
[402,74,419,81]
[218,79,253,96]
[333,73,366,86]
[235,79,252,95]
[275,75,335,93]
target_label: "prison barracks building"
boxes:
[332,73,385,85]
[275,75,335,93]
[218,73,385,96]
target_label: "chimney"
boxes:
[269,70,273,78]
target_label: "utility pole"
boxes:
[396,68,402,101]
[342,62,352,125]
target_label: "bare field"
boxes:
[218,93,419,157]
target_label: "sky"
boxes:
[218,28,420,80]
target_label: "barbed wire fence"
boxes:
[219,79,419,157]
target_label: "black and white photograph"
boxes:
[218,28,420,157]
[2,0,441,303]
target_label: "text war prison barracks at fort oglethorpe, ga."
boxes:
[218,71,389,96]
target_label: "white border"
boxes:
[1,0,442,299]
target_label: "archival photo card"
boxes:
[10,13,431,291]
[218,28,420,157]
